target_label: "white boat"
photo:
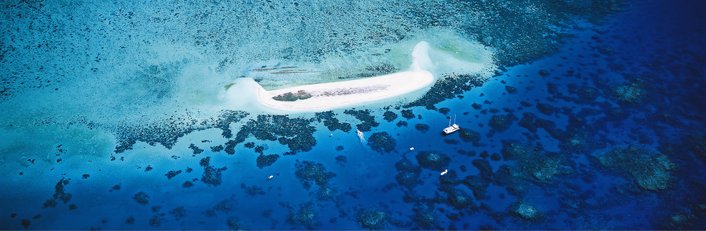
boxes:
[356,129,365,143]
[443,114,460,135]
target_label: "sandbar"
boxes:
[227,41,436,113]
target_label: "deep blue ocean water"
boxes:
[2,0,706,229]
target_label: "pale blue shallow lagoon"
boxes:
[1,0,706,229]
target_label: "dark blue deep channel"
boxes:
[1,0,706,229]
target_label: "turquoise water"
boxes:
[2,0,706,229]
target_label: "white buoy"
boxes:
[440,169,448,176]
[410,147,415,151]
[267,175,274,180]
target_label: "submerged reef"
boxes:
[133,192,149,205]
[231,115,317,155]
[344,109,380,132]
[447,189,474,209]
[412,206,439,229]
[116,111,321,156]
[315,111,352,132]
[612,81,646,104]
[113,110,248,153]
[598,146,676,191]
[488,113,517,133]
[200,157,228,186]
[383,111,398,122]
[256,154,280,169]
[294,161,335,190]
[43,178,72,208]
[519,152,570,183]
[165,170,182,180]
[502,141,571,183]
[405,74,485,109]
[401,110,416,120]
[512,202,541,220]
[415,151,451,171]
[414,124,430,133]
[287,203,317,229]
[356,209,387,230]
[459,129,482,146]
[367,132,397,153]
[395,158,422,189]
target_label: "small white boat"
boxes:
[440,169,448,176]
[443,114,460,135]
[356,129,365,143]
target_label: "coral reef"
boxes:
[200,157,228,186]
[489,113,517,132]
[613,81,645,104]
[256,154,280,169]
[287,203,317,229]
[383,111,398,122]
[521,154,566,183]
[43,178,72,208]
[447,189,474,209]
[414,123,430,133]
[598,146,676,191]
[133,192,149,205]
[395,158,422,189]
[231,115,317,155]
[401,110,416,120]
[165,170,182,180]
[114,110,248,153]
[459,129,482,146]
[502,141,570,183]
[367,132,397,153]
[405,73,485,109]
[356,209,387,230]
[344,109,379,132]
[315,111,352,132]
[412,206,439,229]
[512,202,540,220]
[416,151,451,171]
[188,143,204,155]
[295,161,335,189]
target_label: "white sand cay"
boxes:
[225,42,437,113]
[256,68,433,112]
[224,41,470,113]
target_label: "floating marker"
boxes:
[440,169,448,176]
[267,175,274,180]
[410,147,415,151]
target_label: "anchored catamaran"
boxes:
[443,114,460,135]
